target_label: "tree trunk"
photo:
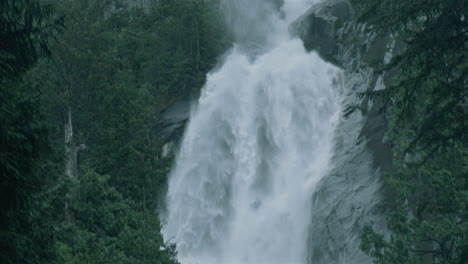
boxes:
[64,107,78,223]
[65,107,78,180]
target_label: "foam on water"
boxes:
[163,1,342,263]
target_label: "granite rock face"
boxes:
[292,0,397,185]
[290,0,355,65]
[155,97,196,158]
[291,1,402,263]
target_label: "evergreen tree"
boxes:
[3,0,229,263]
[0,0,61,79]
[0,1,61,263]
[352,0,468,263]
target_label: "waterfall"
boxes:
[162,1,344,263]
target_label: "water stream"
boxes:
[163,1,345,263]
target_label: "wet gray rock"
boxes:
[290,0,355,65]
[307,140,387,264]
[292,0,397,174]
[157,98,193,139]
[161,99,192,125]
[290,0,403,70]
[291,1,403,263]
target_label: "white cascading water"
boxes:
[163,0,343,263]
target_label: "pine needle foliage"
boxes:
[352,0,468,263]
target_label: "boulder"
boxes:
[290,0,355,65]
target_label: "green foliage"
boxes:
[361,145,468,263]
[2,0,227,263]
[0,82,57,264]
[0,1,60,263]
[55,169,179,264]
[38,0,228,262]
[37,0,229,203]
[353,0,468,263]
[353,0,467,152]
[0,0,62,79]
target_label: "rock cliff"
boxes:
[291,0,400,263]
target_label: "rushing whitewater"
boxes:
[163,1,342,263]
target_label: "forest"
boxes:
[352,0,467,263]
[1,0,466,264]
[1,0,229,263]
